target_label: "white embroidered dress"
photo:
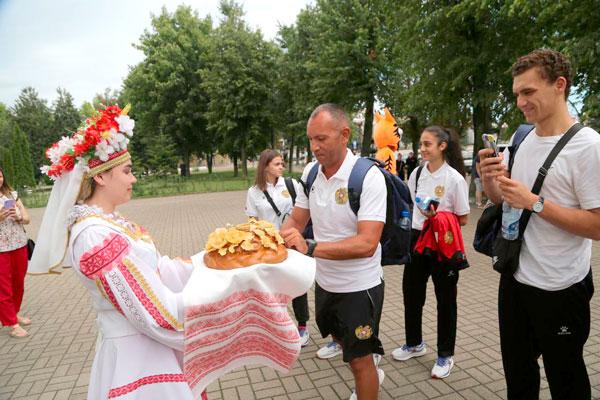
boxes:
[67,205,201,400]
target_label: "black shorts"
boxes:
[315,281,385,363]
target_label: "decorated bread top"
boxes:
[203,218,287,269]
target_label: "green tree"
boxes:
[385,1,549,152]
[11,87,54,177]
[299,0,397,156]
[523,0,600,131]
[0,103,12,145]
[275,11,323,171]
[10,125,36,188]
[92,88,121,109]
[145,131,179,175]
[123,6,213,176]
[201,0,277,178]
[80,101,97,119]
[52,88,83,136]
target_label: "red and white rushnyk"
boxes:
[184,249,315,397]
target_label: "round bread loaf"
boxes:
[204,242,287,269]
[203,219,288,270]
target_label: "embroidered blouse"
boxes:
[0,193,26,252]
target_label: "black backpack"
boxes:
[282,177,314,239]
[303,157,413,265]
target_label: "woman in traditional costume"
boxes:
[29,105,203,399]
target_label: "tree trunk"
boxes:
[409,115,420,155]
[233,154,238,177]
[206,151,213,174]
[241,145,248,179]
[271,128,276,149]
[472,102,492,153]
[288,133,295,174]
[295,143,300,166]
[361,90,375,156]
[181,151,190,177]
[306,136,313,163]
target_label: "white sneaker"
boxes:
[391,342,427,361]
[299,326,310,347]
[348,367,385,400]
[316,340,342,359]
[431,356,454,379]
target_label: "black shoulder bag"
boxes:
[473,124,534,257]
[492,123,583,275]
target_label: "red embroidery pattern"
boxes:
[117,262,177,331]
[107,373,186,398]
[185,288,289,316]
[186,303,291,338]
[186,316,298,353]
[184,289,299,392]
[80,233,129,279]
[185,332,299,388]
[98,275,124,315]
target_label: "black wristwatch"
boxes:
[305,239,317,257]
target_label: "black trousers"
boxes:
[292,293,309,326]
[403,230,459,357]
[499,271,593,400]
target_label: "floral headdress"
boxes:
[29,104,135,275]
[41,104,135,180]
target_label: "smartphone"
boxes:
[482,134,498,157]
[3,199,15,209]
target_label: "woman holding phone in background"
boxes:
[391,126,470,379]
[245,149,311,346]
[0,166,31,338]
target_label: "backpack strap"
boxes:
[303,162,320,196]
[284,177,297,206]
[262,189,281,217]
[347,157,379,215]
[508,124,534,173]
[414,165,424,195]
[517,123,584,237]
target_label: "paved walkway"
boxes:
[0,191,598,400]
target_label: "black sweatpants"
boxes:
[403,230,459,357]
[292,293,309,326]
[499,271,594,400]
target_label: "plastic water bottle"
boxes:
[501,202,522,240]
[415,196,439,211]
[415,196,423,210]
[400,210,411,231]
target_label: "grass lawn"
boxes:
[20,168,303,209]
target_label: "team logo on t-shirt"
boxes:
[434,185,445,197]
[281,190,290,198]
[355,325,373,340]
[335,188,348,204]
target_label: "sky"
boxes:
[0,0,312,108]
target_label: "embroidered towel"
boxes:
[183,249,315,396]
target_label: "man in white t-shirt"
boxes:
[281,103,387,400]
[480,49,600,399]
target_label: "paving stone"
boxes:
[1,192,598,399]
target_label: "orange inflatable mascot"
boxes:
[373,107,402,175]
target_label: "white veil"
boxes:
[28,162,86,274]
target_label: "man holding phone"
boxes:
[479,49,600,399]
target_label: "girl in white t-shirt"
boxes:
[391,126,470,379]
[244,149,310,346]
